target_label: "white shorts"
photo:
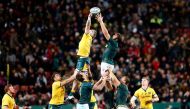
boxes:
[76,103,89,109]
[116,105,128,109]
[101,62,114,76]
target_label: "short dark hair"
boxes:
[51,72,61,81]
[76,73,84,82]
[4,84,12,92]
[142,77,150,82]
[114,32,121,41]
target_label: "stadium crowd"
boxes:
[0,0,190,108]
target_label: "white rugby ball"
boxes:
[90,7,100,14]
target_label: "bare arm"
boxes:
[152,94,159,102]
[108,69,120,88]
[145,94,159,105]
[87,65,93,81]
[93,78,106,91]
[85,13,92,34]
[96,14,110,40]
[71,79,79,92]
[106,80,113,91]
[130,96,137,108]
[60,70,78,86]
[3,106,8,109]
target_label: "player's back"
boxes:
[116,84,129,106]
[77,33,93,57]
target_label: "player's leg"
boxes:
[48,104,58,109]
[101,62,114,91]
[76,57,86,71]
[101,62,109,77]
[116,105,129,109]
[101,62,114,76]
[66,79,79,102]
[67,57,89,101]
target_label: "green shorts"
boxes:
[48,104,65,109]
[76,57,90,71]
[89,102,97,109]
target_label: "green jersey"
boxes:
[79,81,93,104]
[116,84,129,106]
[102,37,118,65]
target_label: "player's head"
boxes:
[76,71,89,82]
[141,77,150,87]
[120,76,129,85]
[52,72,62,81]
[113,32,121,41]
[89,29,97,39]
[4,84,15,94]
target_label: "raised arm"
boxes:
[108,69,120,88]
[96,13,110,40]
[85,13,92,34]
[93,77,106,91]
[60,70,78,86]
[87,65,93,81]
[106,79,113,91]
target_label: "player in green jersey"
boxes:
[96,13,121,77]
[108,69,130,109]
[75,66,108,109]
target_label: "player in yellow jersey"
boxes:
[76,12,97,71]
[68,12,97,101]
[49,71,77,109]
[2,84,18,109]
[130,77,159,109]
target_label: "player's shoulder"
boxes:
[148,87,155,91]
[83,33,91,37]
[2,94,10,100]
[135,88,142,93]
[52,81,61,86]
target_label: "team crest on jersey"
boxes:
[148,92,151,94]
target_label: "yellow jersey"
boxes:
[49,81,65,105]
[77,33,92,57]
[2,93,15,109]
[90,90,96,102]
[134,87,157,109]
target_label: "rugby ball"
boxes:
[90,7,101,14]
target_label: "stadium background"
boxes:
[0,0,190,108]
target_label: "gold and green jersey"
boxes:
[79,81,93,104]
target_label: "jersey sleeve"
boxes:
[83,33,91,38]
[2,96,9,107]
[151,89,157,96]
[134,90,139,98]
[53,81,61,88]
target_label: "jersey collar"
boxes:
[141,87,149,92]
[6,93,13,98]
